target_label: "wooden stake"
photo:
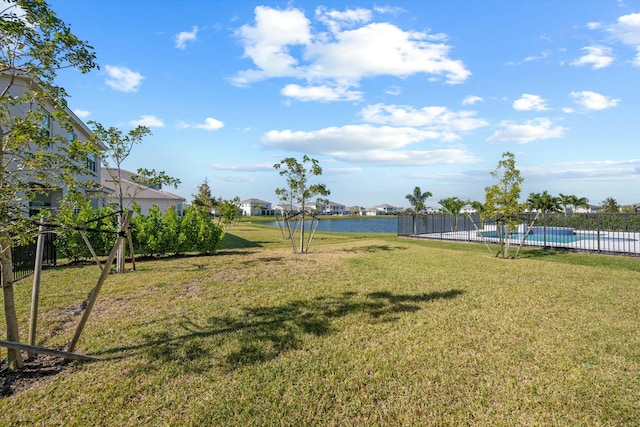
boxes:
[67,210,133,353]
[79,229,102,271]
[0,340,95,361]
[127,228,136,271]
[27,218,45,357]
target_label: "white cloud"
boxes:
[73,109,90,118]
[360,103,488,136]
[524,50,551,62]
[487,118,566,144]
[262,125,432,151]
[304,22,470,84]
[634,47,640,66]
[562,107,575,114]
[232,6,311,85]
[281,83,363,102]
[194,117,224,131]
[327,167,363,174]
[512,94,549,111]
[570,91,620,110]
[385,85,402,95]
[175,26,198,49]
[609,13,640,45]
[105,65,144,92]
[260,124,480,166]
[209,162,273,171]
[586,22,601,30]
[608,13,640,66]
[461,95,483,106]
[129,115,164,127]
[571,46,615,69]
[316,6,372,33]
[232,6,470,95]
[373,5,405,15]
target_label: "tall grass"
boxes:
[1,224,639,425]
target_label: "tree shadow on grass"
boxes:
[342,245,408,253]
[223,232,263,250]
[94,289,464,373]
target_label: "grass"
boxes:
[1,223,639,425]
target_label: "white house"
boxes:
[101,168,185,216]
[345,206,366,215]
[372,204,399,215]
[574,205,602,214]
[307,200,346,215]
[239,198,278,216]
[273,202,298,214]
[364,208,386,216]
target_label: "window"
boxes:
[40,110,51,138]
[68,131,76,143]
[86,153,96,173]
[29,191,51,217]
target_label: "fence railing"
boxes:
[398,213,640,257]
[11,233,57,281]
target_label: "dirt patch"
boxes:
[0,353,69,397]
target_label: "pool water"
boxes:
[480,230,596,244]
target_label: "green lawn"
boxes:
[1,224,639,425]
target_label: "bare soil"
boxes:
[0,353,68,397]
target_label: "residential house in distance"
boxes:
[307,200,346,215]
[373,204,399,215]
[362,204,400,216]
[364,208,385,216]
[273,202,298,215]
[574,205,602,214]
[1,71,105,216]
[239,198,278,216]
[101,168,185,216]
[346,206,365,215]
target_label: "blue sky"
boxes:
[47,0,640,209]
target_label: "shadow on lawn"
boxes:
[95,289,463,372]
[223,232,263,250]
[343,244,408,253]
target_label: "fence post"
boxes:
[597,214,601,253]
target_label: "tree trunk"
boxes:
[116,212,124,273]
[0,244,24,370]
[299,214,305,254]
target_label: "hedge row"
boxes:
[56,203,224,261]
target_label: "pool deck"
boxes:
[413,229,640,256]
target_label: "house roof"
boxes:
[240,198,271,205]
[101,168,185,202]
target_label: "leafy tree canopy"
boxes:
[405,186,432,213]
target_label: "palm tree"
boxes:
[527,191,561,213]
[558,193,590,214]
[438,197,468,231]
[405,186,432,213]
[601,197,620,213]
[572,196,590,212]
[558,193,573,215]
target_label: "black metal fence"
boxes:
[11,233,57,281]
[398,213,640,257]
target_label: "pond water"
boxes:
[261,217,398,233]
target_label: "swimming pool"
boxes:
[480,226,597,244]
